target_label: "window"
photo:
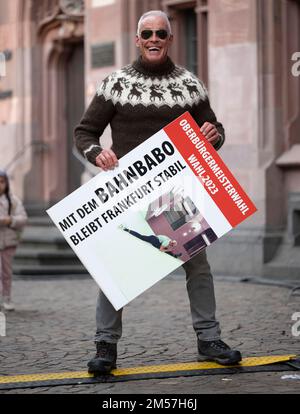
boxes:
[165,0,209,84]
[204,227,218,244]
[164,196,199,230]
[283,0,300,148]
[183,8,198,75]
[183,234,206,257]
[197,0,208,84]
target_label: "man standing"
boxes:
[74,10,242,374]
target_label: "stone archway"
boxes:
[36,1,85,205]
[20,0,85,215]
[39,26,85,204]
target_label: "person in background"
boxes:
[0,170,27,311]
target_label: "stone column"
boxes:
[207,0,283,276]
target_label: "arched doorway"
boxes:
[37,3,85,205]
[21,0,85,215]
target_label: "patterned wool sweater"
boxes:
[74,56,225,165]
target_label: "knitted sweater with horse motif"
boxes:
[74,57,225,165]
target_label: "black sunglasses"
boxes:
[140,29,169,40]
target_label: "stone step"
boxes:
[28,216,53,226]
[13,263,88,276]
[18,225,68,249]
[263,263,300,280]
[14,248,80,266]
[263,242,300,280]
[14,216,83,276]
[21,226,64,240]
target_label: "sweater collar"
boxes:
[132,56,175,77]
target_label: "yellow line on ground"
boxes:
[0,355,296,384]
[112,355,297,376]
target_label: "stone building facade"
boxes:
[0,0,299,277]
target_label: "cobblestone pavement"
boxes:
[0,274,300,394]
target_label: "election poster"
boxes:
[47,112,257,310]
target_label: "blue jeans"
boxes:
[95,249,221,343]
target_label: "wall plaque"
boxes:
[91,42,115,68]
[0,90,12,100]
[92,0,115,8]
[59,0,84,15]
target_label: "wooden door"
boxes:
[66,41,85,193]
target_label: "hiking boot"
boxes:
[87,341,117,374]
[197,339,242,365]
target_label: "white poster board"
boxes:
[47,112,256,310]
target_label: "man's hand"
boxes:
[0,216,12,226]
[95,149,119,171]
[200,122,220,146]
